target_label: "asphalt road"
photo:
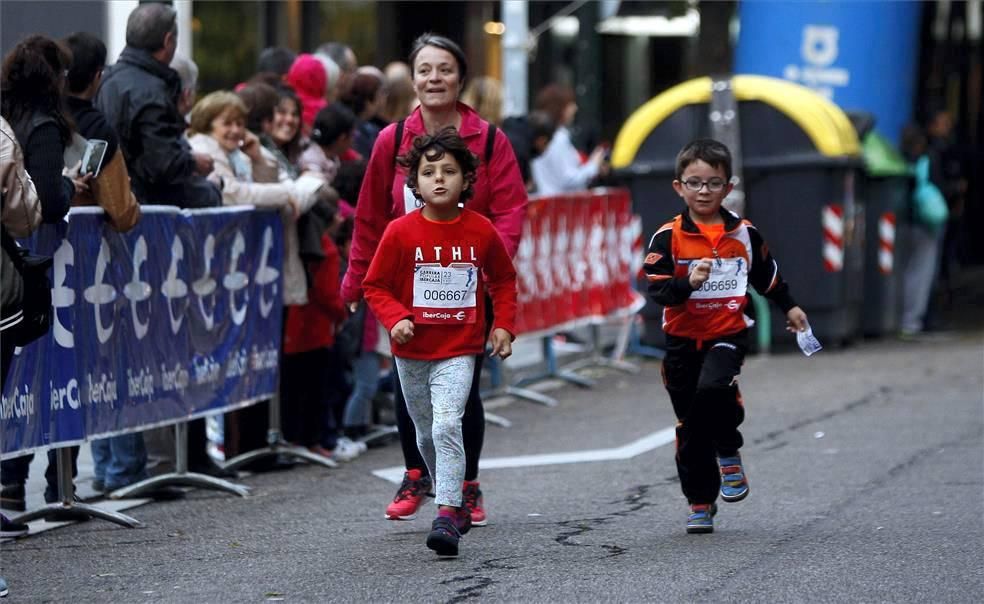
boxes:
[2,332,982,603]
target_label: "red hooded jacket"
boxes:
[283,234,347,354]
[285,54,328,135]
[341,102,527,303]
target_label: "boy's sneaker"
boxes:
[0,514,28,539]
[426,515,461,556]
[719,455,750,502]
[686,503,717,534]
[0,485,25,513]
[462,480,487,526]
[338,436,368,455]
[384,469,432,520]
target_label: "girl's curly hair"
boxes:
[399,126,479,204]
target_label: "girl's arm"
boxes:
[362,222,413,331]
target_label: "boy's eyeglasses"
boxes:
[681,178,726,192]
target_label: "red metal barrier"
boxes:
[515,188,643,336]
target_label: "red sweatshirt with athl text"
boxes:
[362,209,518,361]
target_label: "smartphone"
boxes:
[80,139,108,177]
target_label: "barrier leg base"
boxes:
[11,502,142,528]
[221,443,338,472]
[555,370,595,388]
[109,471,250,500]
[504,385,558,407]
[360,425,399,447]
[565,355,641,375]
[483,411,512,428]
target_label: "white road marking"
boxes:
[372,426,677,484]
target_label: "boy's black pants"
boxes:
[662,330,748,505]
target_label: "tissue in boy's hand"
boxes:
[796,326,823,357]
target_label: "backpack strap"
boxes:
[392,119,405,167]
[485,123,497,164]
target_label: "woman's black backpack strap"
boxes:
[392,119,405,167]
[485,124,497,164]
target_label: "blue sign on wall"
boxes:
[1,207,284,458]
[735,1,923,145]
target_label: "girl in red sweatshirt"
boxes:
[363,128,517,557]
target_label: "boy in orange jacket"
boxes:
[643,138,808,534]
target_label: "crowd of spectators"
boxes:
[0,3,613,552]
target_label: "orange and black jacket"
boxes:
[643,207,798,341]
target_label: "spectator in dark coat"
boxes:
[95,3,219,207]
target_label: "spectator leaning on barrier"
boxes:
[0,34,91,515]
[187,92,300,212]
[216,84,332,466]
[96,2,220,208]
[189,90,327,305]
[63,32,141,232]
[0,35,89,224]
[530,83,607,196]
[92,4,215,497]
[341,33,527,527]
[254,84,305,178]
[0,116,41,570]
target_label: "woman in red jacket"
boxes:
[341,33,527,525]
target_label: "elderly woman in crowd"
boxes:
[187,91,326,304]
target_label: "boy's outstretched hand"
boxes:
[391,319,415,344]
[489,328,513,359]
[785,306,808,333]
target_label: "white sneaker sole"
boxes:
[384,513,416,521]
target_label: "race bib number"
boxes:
[687,257,748,314]
[413,263,478,324]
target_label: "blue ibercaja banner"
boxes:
[1,206,284,458]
